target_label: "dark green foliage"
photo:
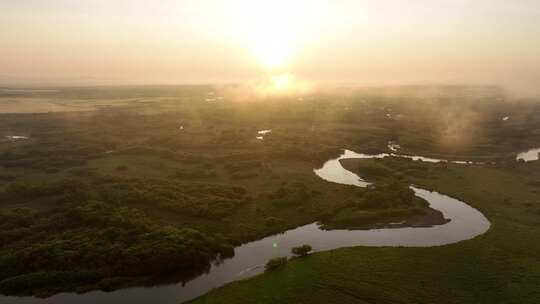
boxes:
[175,169,216,179]
[356,181,415,209]
[224,160,261,179]
[319,180,429,229]
[264,217,282,226]
[265,257,288,271]
[0,174,16,182]
[2,179,90,201]
[224,161,262,173]
[268,182,312,207]
[231,172,258,180]
[356,162,393,177]
[527,180,540,187]
[93,176,249,219]
[44,167,59,174]
[291,245,312,257]
[0,177,237,296]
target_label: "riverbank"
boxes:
[188,158,540,304]
[322,157,452,230]
[0,150,491,303]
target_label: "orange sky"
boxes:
[1,0,539,89]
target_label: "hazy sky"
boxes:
[1,0,540,87]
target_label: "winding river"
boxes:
[0,149,491,304]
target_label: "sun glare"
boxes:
[251,73,313,96]
[229,0,328,69]
[251,33,293,69]
[271,73,294,90]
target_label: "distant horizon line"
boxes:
[0,81,505,89]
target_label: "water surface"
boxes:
[387,141,401,152]
[255,129,272,140]
[5,135,29,140]
[516,147,540,162]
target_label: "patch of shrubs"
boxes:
[268,182,312,207]
[291,244,312,257]
[2,179,90,201]
[354,181,415,209]
[224,161,262,173]
[356,162,393,177]
[116,165,129,171]
[265,257,288,271]
[231,172,258,180]
[175,169,216,179]
[264,217,283,226]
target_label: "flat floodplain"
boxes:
[0,85,539,304]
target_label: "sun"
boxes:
[250,31,293,69]
[234,0,299,69]
[228,0,328,69]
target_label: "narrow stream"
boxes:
[0,150,491,304]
